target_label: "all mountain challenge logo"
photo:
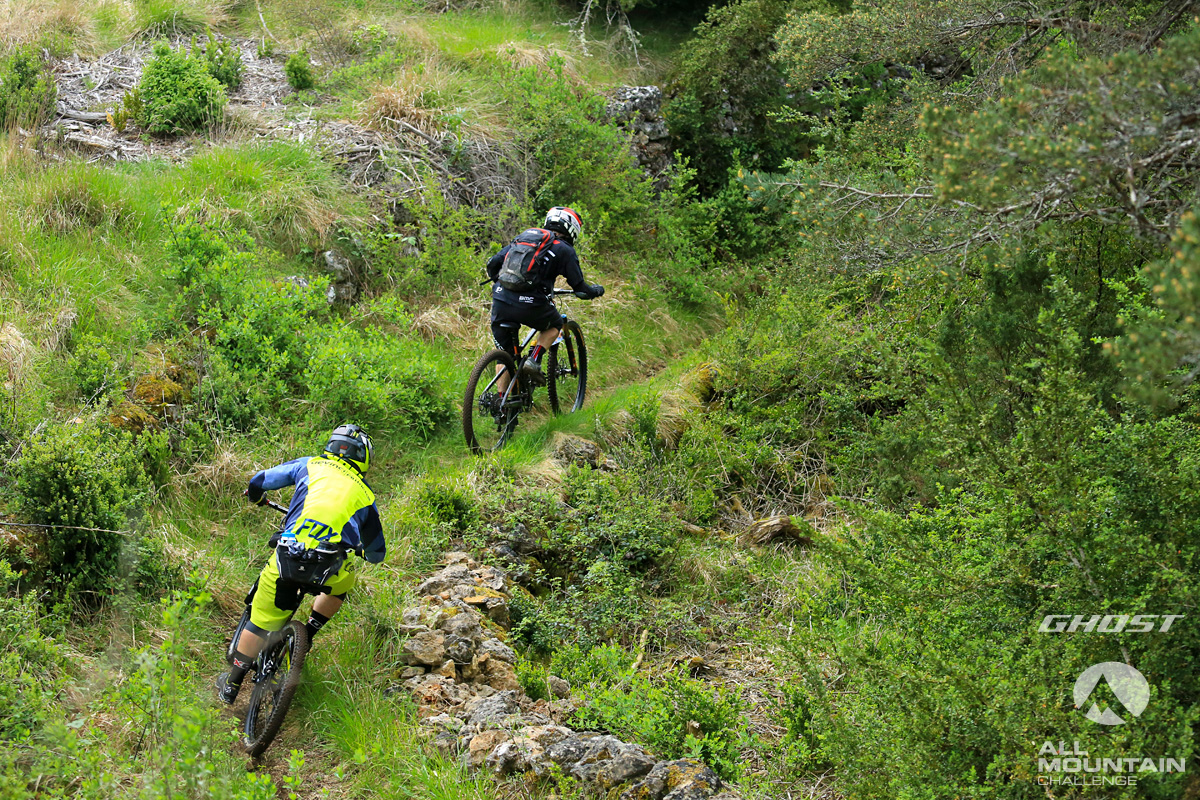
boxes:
[1032,614,1187,788]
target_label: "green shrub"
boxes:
[549,642,634,689]
[571,662,747,781]
[284,50,316,91]
[363,185,520,300]
[0,560,67,740]
[0,46,57,129]
[196,34,244,90]
[136,42,227,135]
[502,59,652,251]
[417,479,477,532]
[301,333,451,438]
[13,420,150,592]
[515,658,551,701]
[70,334,123,402]
[166,217,452,439]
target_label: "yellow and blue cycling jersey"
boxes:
[247,454,385,563]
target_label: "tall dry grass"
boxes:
[0,0,94,51]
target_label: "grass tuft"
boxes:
[131,0,228,38]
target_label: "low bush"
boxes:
[284,50,316,91]
[13,419,151,593]
[70,333,123,402]
[196,34,244,90]
[570,658,747,782]
[515,657,551,701]
[0,560,67,740]
[416,478,477,533]
[136,42,227,135]
[166,217,452,438]
[0,46,57,129]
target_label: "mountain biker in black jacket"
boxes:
[486,206,604,387]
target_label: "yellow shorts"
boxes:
[249,552,356,632]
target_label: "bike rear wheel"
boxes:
[463,349,521,454]
[243,621,308,758]
[548,319,587,415]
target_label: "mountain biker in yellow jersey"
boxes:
[486,206,604,388]
[217,424,384,704]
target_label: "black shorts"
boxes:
[490,299,564,355]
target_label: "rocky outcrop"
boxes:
[392,552,728,799]
[607,85,671,182]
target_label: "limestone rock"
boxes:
[486,736,543,776]
[467,730,509,767]
[620,759,721,800]
[465,691,521,728]
[440,612,483,642]
[564,735,656,786]
[433,660,457,678]
[446,635,477,664]
[552,433,605,469]
[478,639,517,664]
[401,630,446,666]
[548,675,570,699]
[606,85,671,180]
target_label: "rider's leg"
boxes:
[306,593,345,639]
[219,559,301,703]
[305,561,354,640]
[491,317,521,393]
[527,327,559,365]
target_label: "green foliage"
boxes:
[70,333,123,402]
[571,661,746,781]
[417,478,477,532]
[285,50,316,91]
[0,560,67,740]
[136,42,227,135]
[13,419,151,592]
[549,642,634,688]
[1114,207,1200,400]
[0,46,57,129]
[364,185,520,299]
[196,34,245,90]
[665,0,839,191]
[165,216,451,438]
[515,657,551,701]
[503,58,653,250]
[117,590,281,798]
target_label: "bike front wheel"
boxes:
[243,621,308,758]
[463,349,521,454]
[548,319,587,415]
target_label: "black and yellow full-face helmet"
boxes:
[325,424,372,473]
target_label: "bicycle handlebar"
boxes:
[264,499,288,516]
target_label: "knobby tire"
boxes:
[243,621,308,758]
[463,349,520,454]
[548,319,587,415]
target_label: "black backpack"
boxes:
[497,228,558,292]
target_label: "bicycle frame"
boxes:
[479,289,574,407]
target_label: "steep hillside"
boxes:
[3,2,1200,800]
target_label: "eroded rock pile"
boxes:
[607,85,671,181]
[391,552,734,799]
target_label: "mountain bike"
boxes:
[226,500,355,758]
[463,287,588,454]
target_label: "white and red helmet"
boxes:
[544,207,582,242]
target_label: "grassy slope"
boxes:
[0,3,732,798]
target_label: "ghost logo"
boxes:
[1073,663,1151,725]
